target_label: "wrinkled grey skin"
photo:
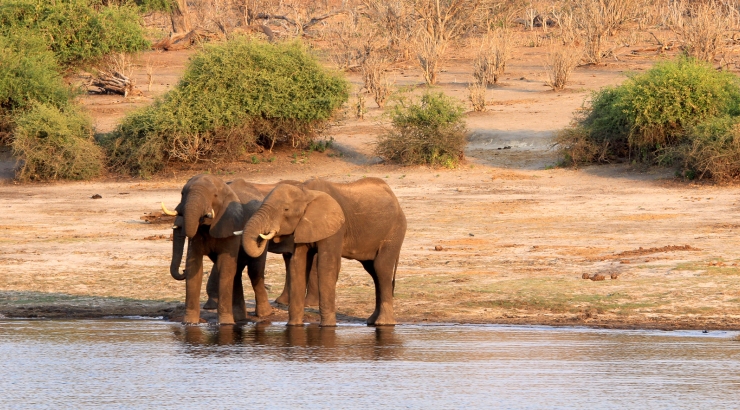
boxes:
[242,177,406,327]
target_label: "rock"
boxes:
[434,245,443,251]
[582,273,590,279]
[610,273,619,280]
[590,274,606,281]
[91,194,102,199]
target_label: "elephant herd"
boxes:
[162,174,407,327]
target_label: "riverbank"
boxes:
[1,159,739,331]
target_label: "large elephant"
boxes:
[166,175,318,325]
[241,177,406,327]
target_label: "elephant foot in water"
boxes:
[367,308,396,326]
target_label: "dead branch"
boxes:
[152,28,222,51]
[253,9,348,32]
[89,70,141,97]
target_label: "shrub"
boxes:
[544,47,581,91]
[12,103,104,181]
[375,92,467,167]
[0,0,149,67]
[105,38,349,176]
[0,31,76,145]
[557,57,740,169]
[468,84,486,112]
[682,117,740,182]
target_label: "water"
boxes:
[1,320,739,409]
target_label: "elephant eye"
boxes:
[284,207,289,212]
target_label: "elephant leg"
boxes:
[304,256,319,308]
[316,235,343,327]
[203,263,219,310]
[246,251,273,317]
[361,260,382,324]
[232,267,247,322]
[287,244,311,326]
[183,239,205,324]
[365,246,399,326]
[275,253,292,306]
[216,253,238,325]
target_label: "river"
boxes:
[1,320,739,408]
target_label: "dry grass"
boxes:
[574,0,638,64]
[361,53,392,108]
[473,28,510,86]
[544,46,581,90]
[668,0,731,63]
[468,83,487,112]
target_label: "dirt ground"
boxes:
[2,34,740,330]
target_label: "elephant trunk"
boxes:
[170,224,187,281]
[183,193,206,239]
[242,208,273,258]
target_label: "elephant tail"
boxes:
[392,255,399,296]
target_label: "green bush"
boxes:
[105,37,349,176]
[0,0,149,67]
[12,103,104,181]
[375,92,467,167]
[681,116,740,182]
[0,31,74,141]
[557,57,740,174]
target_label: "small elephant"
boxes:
[241,177,406,327]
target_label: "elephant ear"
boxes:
[209,184,245,238]
[294,190,345,244]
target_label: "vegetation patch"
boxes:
[0,0,149,68]
[556,57,740,180]
[0,32,73,142]
[12,103,104,181]
[104,38,349,176]
[375,91,467,168]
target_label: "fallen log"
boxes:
[89,70,140,97]
[152,28,221,51]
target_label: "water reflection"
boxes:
[172,323,403,361]
[1,320,739,408]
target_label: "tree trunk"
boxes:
[171,0,192,34]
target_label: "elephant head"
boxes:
[241,184,345,258]
[164,174,246,280]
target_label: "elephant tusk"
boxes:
[233,230,244,236]
[172,225,180,229]
[161,202,178,216]
[259,231,276,240]
[205,209,214,219]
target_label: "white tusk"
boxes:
[161,202,177,216]
[205,209,214,219]
[259,231,276,240]
[172,225,180,229]
[233,230,244,236]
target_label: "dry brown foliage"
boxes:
[574,0,638,64]
[468,83,487,112]
[668,0,732,63]
[413,0,483,84]
[473,28,510,86]
[544,46,581,90]
[684,123,740,183]
[361,53,393,108]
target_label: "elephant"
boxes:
[241,177,406,327]
[165,175,318,325]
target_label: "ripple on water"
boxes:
[0,320,739,408]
